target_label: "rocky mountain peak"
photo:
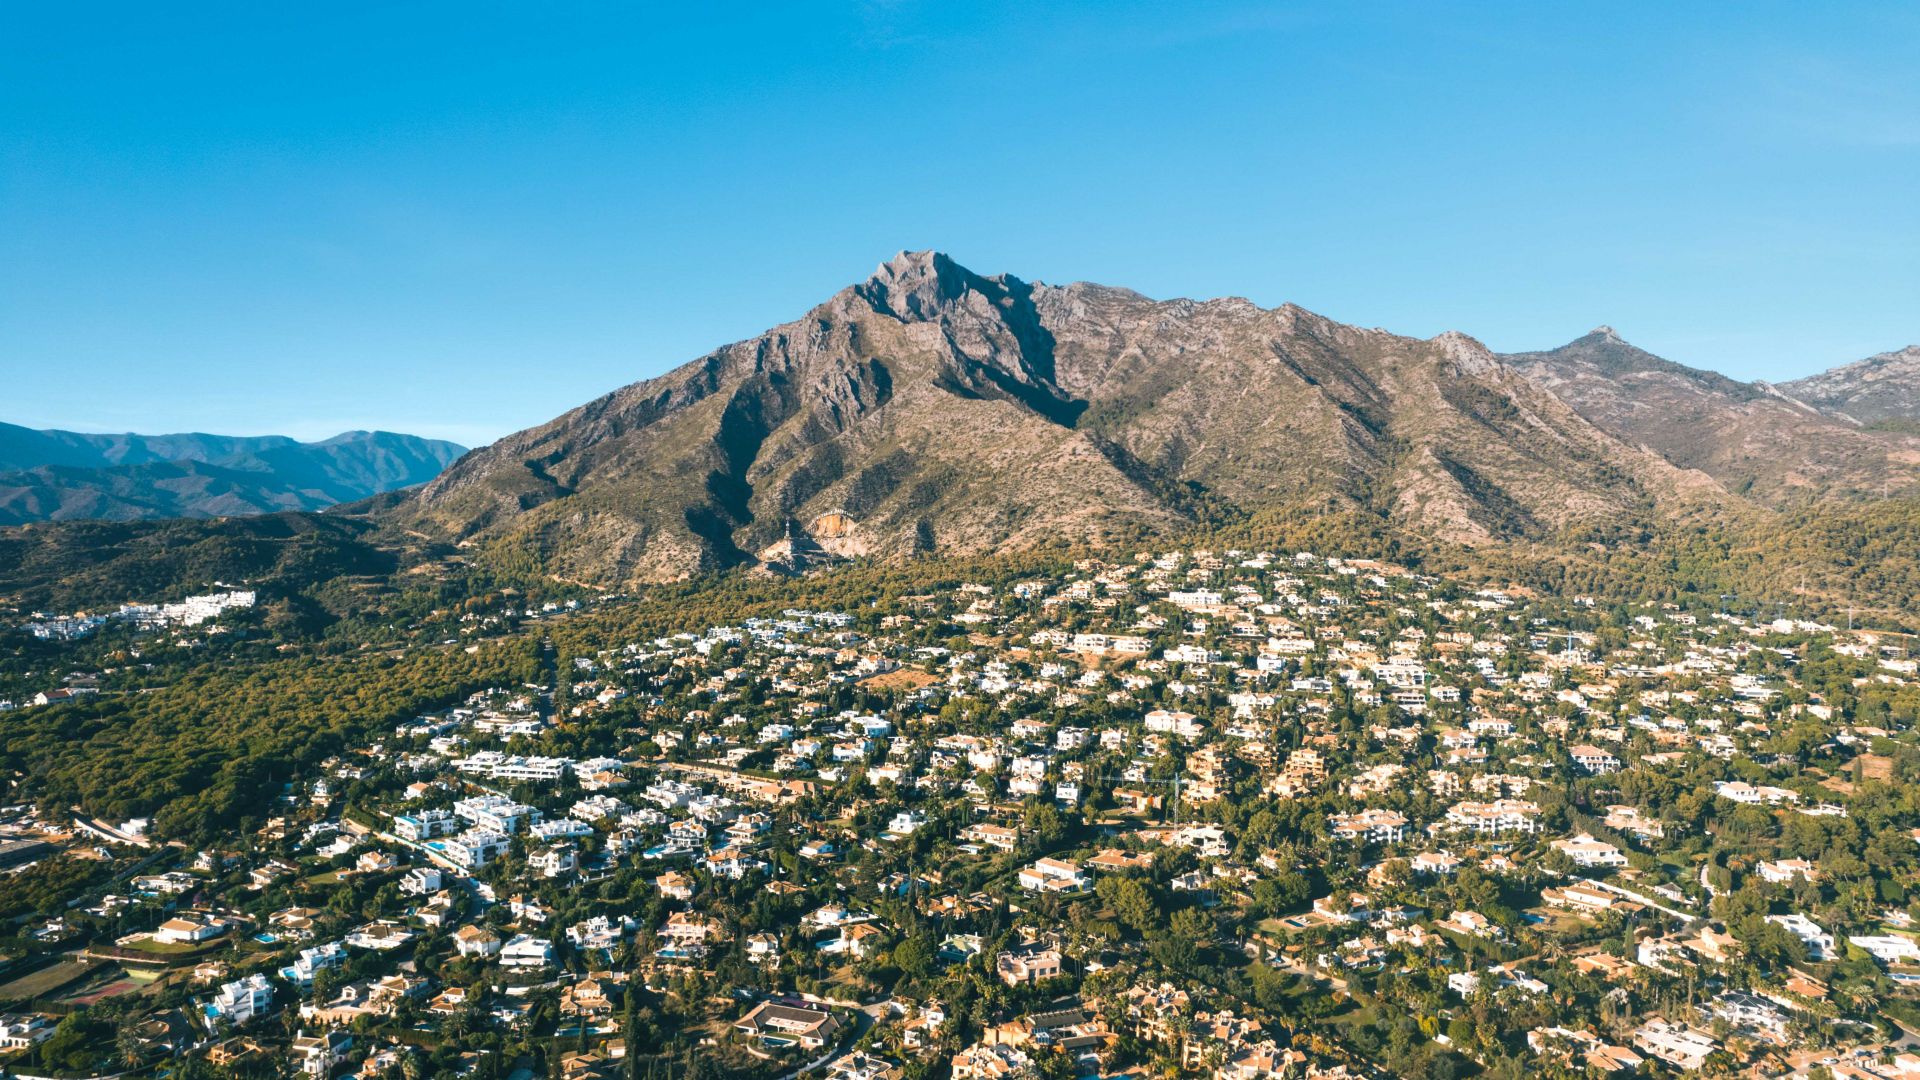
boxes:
[853,249,991,321]
[1429,330,1499,374]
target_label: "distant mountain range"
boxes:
[0,426,465,525]
[396,250,1918,584]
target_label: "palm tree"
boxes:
[114,1017,145,1070]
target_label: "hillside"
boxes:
[1779,345,1920,426]
[0,512,395,612]
[0,427,466,524]
[401,251,1731,585]
[1501,329,1920,503]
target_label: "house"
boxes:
[900,1001,947,1049]
[1017,857,1091,894]
[1758,859,1820,884]
[0,1013,56,1049]
[1850,934,1920,965]
[822,922,885,958]
[400,866,442,895]
[392,809,458,841]
[1571,951,1637,982]
[1631,1021,1717,1070]
[500,934,555,969]
[1527,1027,1643,1074]
[1448,965,1546,997]
[1143,709,1206,741]
[451,794,542,833]
[996,941,1066,985]
[355,850,397,874]
[1541,882,1620,913]
[962,823,1020,851]
[1551,833,1629,868]
[345,920,414,951]
[1714,781,1798,806]
[268,906,322,939]
[735,1000,844,1048]
[155,913,227,945]
[1709,990,1788,1038]
[746,933,782,966]
[1569,744,1622,774]
[1437,910,1505,940]
[132,871,199,896]
[656,871,695,901]
[1445,799,1540,834]
[415,891,458,928]
[828,1052,903,1080]
[531,845,578,878]
[207,974,275,1027]
[561,976,619,1020]
[1411,851,1462,875]
[453,925,501,957]
[437,829,510,870]
[705,848,768,879]
[1603,804,1666,839]
[1087,849,1154,873]
[426,986,471,1018]
[299,977,423,1026]
[1328,809,1408,845]
[205,1037,268,1068]
[951,1044,1032,1080]
[292,1030,353,1076]
[279,942,346,991]
[1767,914,1834,961]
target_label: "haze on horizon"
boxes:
[4,2,1916,447]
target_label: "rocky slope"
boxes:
[1502,329,1920,503]
[401,252,1733,584]
[1779,345,1920,426]
[0,428,465,524]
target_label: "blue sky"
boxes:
[4,2,1916,447]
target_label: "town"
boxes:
[3,547,1920,1079]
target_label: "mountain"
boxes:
[0,426,466,525]
[1500,328,1920,503]
[1779,345,1920,427]
[401,251,1733,585]
[0,426,306,472]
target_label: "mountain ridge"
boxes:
[1500,327,1920,503]
[397,250,1743,584]
[0,425,466,524]
[1778,344,1920,426]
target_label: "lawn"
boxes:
[123,936,210,955]
[0,958,101,1002]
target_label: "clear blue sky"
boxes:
[4,2,1916,447]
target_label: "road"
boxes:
[69,810,153,848]
[1579,877,1700,922]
